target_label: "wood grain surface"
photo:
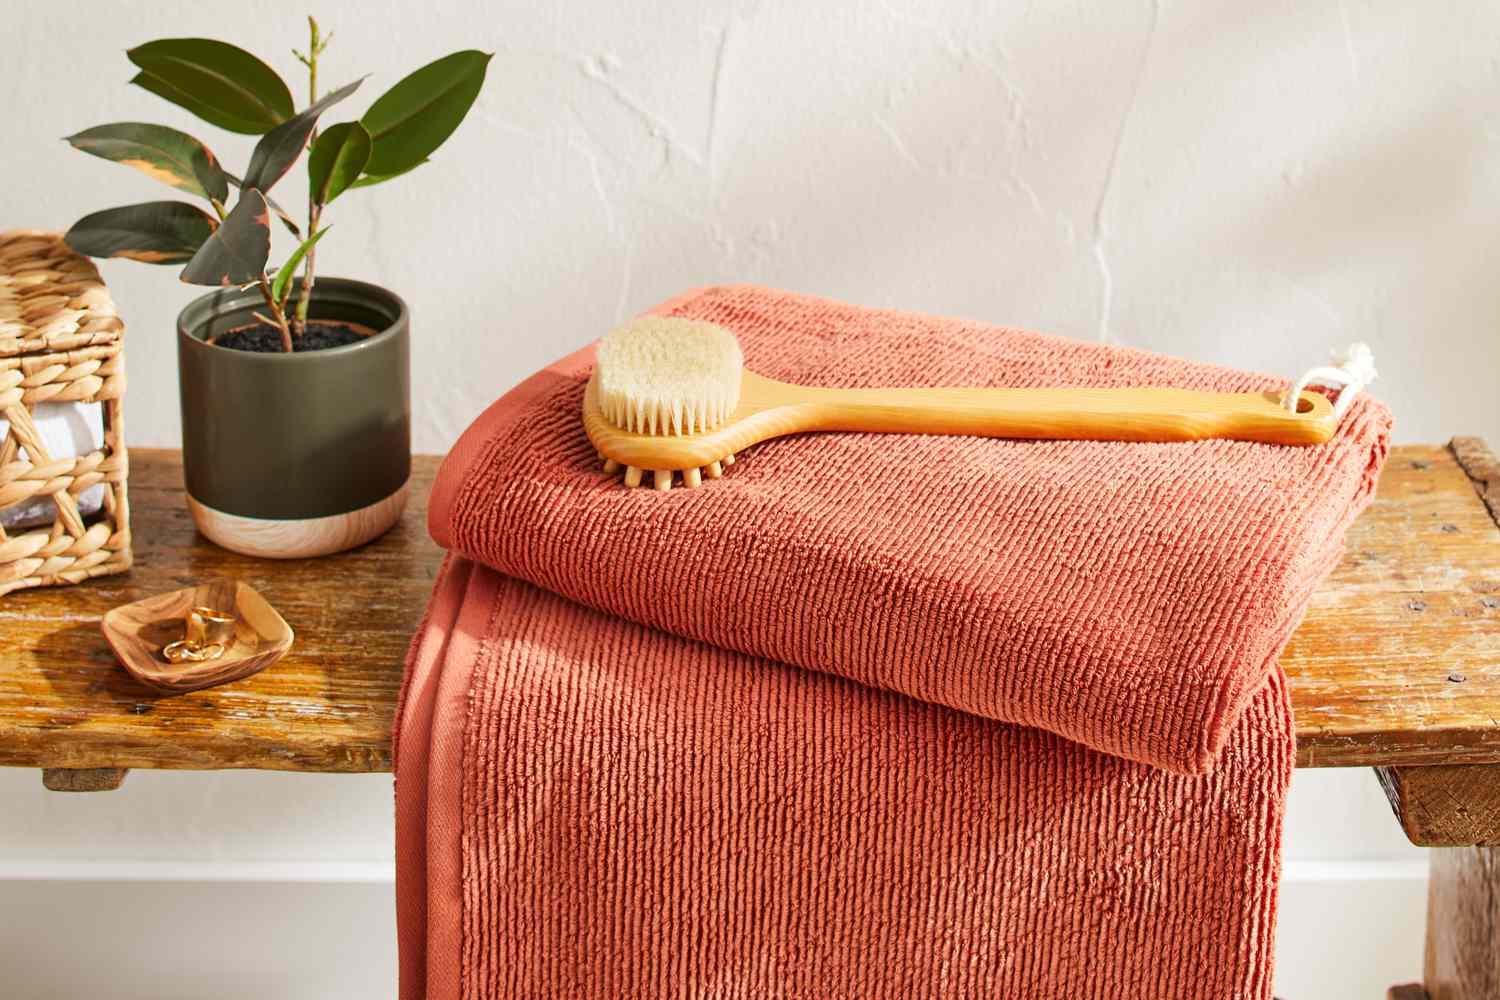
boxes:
[0,449,440,773]
[1424,846,1500,1000]
[186,480,410,559]
[1376,764,1500,847]
[40,766,127,791]
[1387,986,1430,1000]
[1284,438,1500,767]
[101,578,294,694]
[0,442,1497,774]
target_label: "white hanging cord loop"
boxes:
[1284,342,1378,421]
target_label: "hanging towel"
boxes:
[399,285,1391,1000]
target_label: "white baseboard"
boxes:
[0,857,1426,885]
[1282,858,1428,882]
[0,859,395,882]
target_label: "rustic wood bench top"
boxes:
[1,441,1498,774]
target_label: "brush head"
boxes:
[594,317,744,435]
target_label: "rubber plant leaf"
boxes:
[307,122,371,205]
[271,226,330,304]
[224,171,301,237]
[180,189,271,286]
[241,78,364,194]
[127,39,294,135]
[349,159,427,190]
[360,50,491,175]
[63,201,218,264]
[65,122,230,202]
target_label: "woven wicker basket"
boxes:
[0,230,130,596]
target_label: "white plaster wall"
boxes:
[4,0,1496,996]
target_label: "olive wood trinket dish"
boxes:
[101,579,293,694]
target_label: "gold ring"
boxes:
[163,639,227,664]
[160,605,237,664]
[187,605,237,648]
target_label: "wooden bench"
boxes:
[3,443,1497,998]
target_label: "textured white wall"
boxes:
[4,0,1497,450]
[4,0,1495,996]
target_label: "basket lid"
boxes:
[0,230,123,358]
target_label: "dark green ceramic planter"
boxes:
[177,278,411,558]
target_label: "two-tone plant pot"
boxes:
[176,277,410,559]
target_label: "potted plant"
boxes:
[63,18,490,558]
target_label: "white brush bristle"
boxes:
[595,317,743,435]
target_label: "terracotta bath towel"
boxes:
[398,286,1391,999]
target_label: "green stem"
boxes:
[256,275,294,353]
[293,15,326,338]
[296,204,322,328]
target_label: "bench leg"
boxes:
[1386,848,1500,1000]
[1376,765,1500,998]
[41,767,128,791]
[1423,847,1500,1000]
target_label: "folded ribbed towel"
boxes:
[398,285,1391,999]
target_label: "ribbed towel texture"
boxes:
[398,285,1391,999]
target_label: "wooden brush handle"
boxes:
[775,381,1337,446]
[583,373,1340,479]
